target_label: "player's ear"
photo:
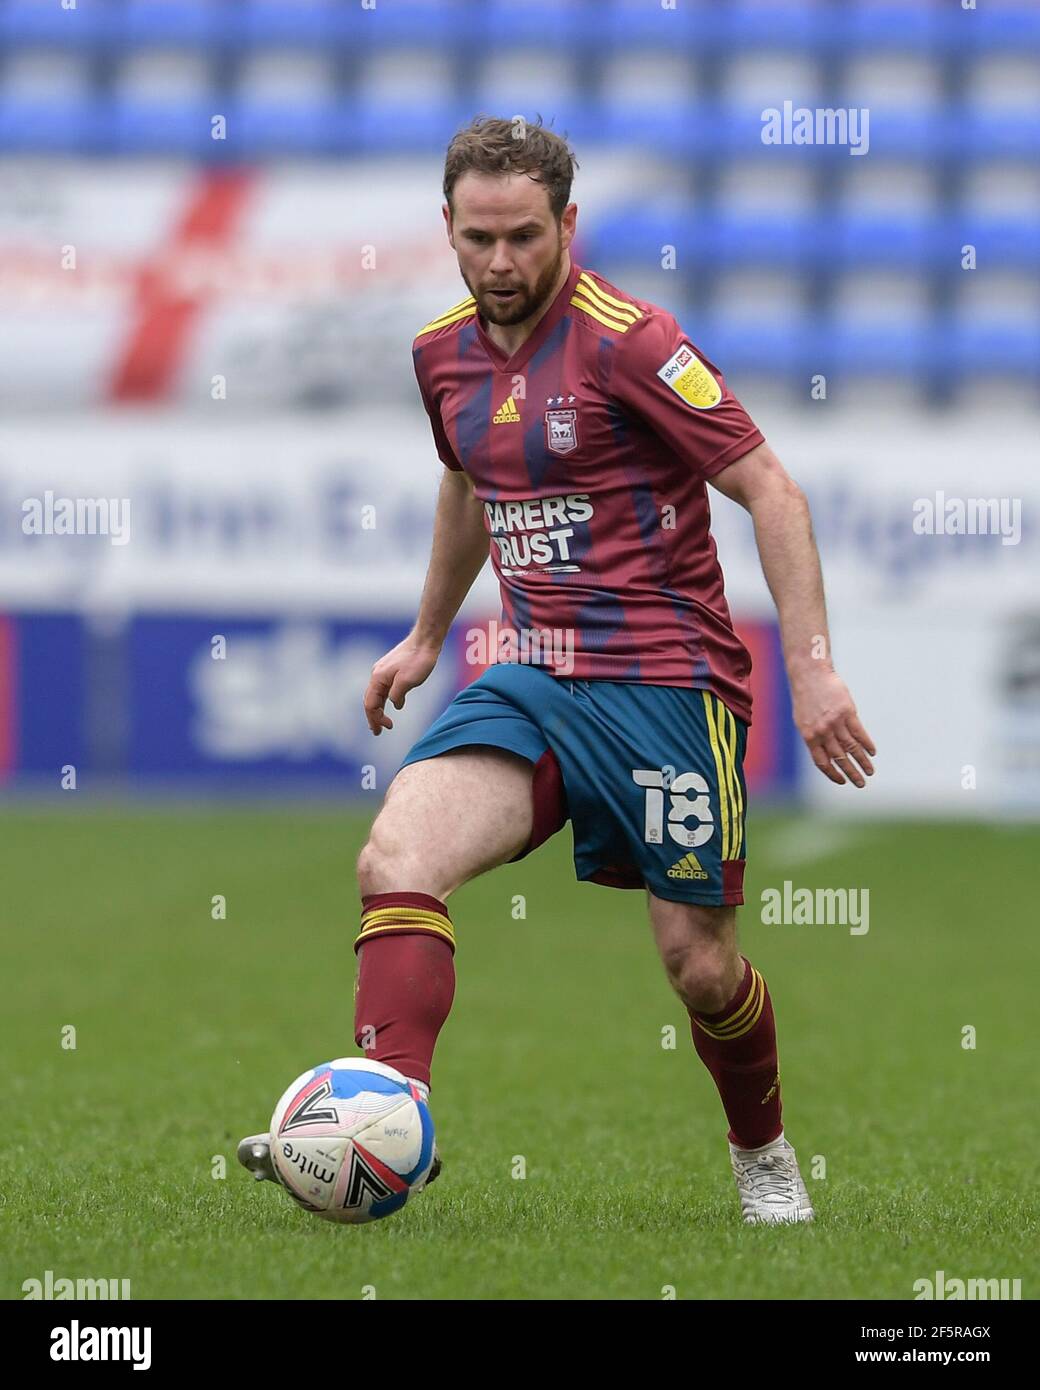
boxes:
[443,203,455,248]
[560,202,577,251]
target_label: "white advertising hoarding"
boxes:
[0,406,1036,811]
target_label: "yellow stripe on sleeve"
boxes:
[569,293,635,333]
[577,272,644,320]
[415,300,477,338]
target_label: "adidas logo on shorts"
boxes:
[667,852,709,881]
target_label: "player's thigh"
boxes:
[647,893,742,1012]
[357,746,534,899]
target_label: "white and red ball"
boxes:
[269,1058,435,1224]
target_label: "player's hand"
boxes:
[363,635,441,736]
[790,669,876,787]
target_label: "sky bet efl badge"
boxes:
[657,343,722,409]
[545,408,578,453]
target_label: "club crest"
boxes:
[545,408,578,454]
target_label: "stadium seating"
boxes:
[0,0,1035,394]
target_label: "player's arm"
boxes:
[608,314,875,786]
[363,465,488,735]
[708,440,876,787]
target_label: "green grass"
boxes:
[1,807,1037,1300]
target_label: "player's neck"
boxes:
[483,253,572,358]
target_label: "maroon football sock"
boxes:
[689,956,783,1149]
[352,892,456,1091]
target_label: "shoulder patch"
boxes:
[569,270,643,334]
[415,295,477,340]
[656,342,722,410]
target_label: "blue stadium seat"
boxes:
[123,1,228,46]
[967,5,1040,54]
[962,215,1040,270]
[599,99,705,147]
[241,0,464,48]
[819,318,932,376]
[961,110,1040,160]
[722,2,829,54]
[355,100,474,155]
[833,213,941,271]
[0,0,119,45]
[241,0,355,46]
[0,96,108,152]
[226,99,341,157]
[845,5,941,56]
[111,98,222,157]
[601,0,699,49]
[949,321,1040,374]
[692,315,815,373]
[479,0,589,46]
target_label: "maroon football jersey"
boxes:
[412,259,763,722]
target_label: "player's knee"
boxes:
[662,941,738,1015]
[356,834,399,897]
[356,827,442,899]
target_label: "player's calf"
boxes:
[353,747,539,1108]
[648,895,787,1179]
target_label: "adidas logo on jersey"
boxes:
[493,396,521,424]
[667,852,709,881]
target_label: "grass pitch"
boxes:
[1,806,1036,1300]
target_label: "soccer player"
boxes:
[240,117,875,1224]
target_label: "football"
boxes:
[269,1058,436,1224]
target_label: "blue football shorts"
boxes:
[398,663,748,906]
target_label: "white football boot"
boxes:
[728,1131,814,1224]
[237,1132,282,1185]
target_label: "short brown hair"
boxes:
[443,115,578,221]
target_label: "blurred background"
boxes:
[1,0,1038,816]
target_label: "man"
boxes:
[240,117,875,1225]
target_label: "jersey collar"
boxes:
[473,258,582,373]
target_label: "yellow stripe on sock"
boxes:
[355,905,456,951]
[697,971,760,1038]
[694,970,765,1040]
[710,978,765,1039]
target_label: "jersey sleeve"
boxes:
[413,348,463,472]
[608,311,764,479]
